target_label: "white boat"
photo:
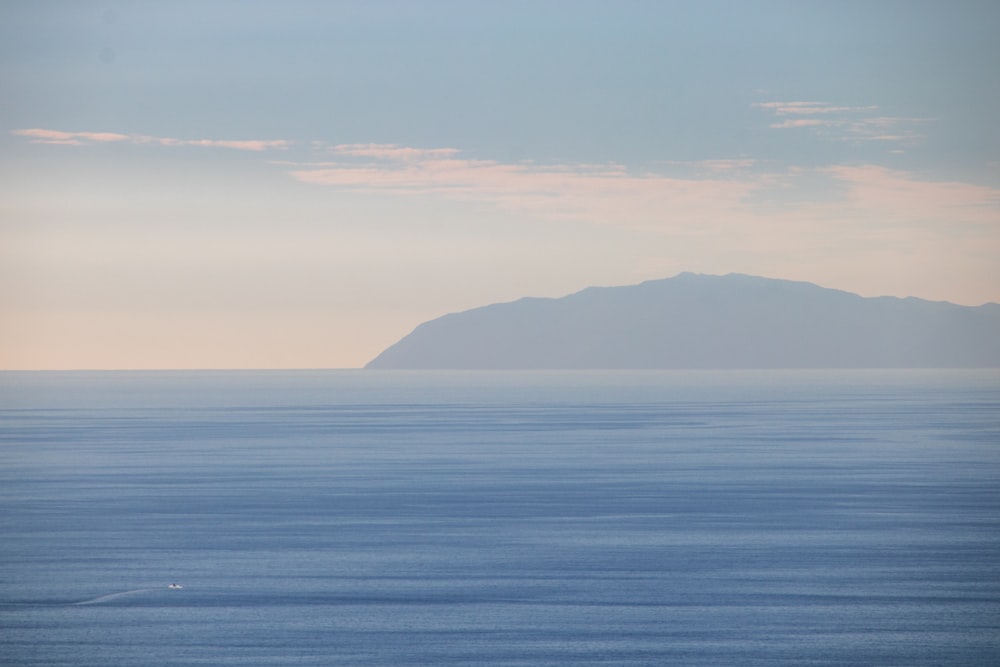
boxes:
[167,583,183,589]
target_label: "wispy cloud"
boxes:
[842,116,934,144]
[8,125,999,309]
[754,101,934,146]
[687,159,758,173]
[13,128,131,145]
[289,146,758,230]
[13,128,290,151]
[14,125,995,261]
[821,164,1000,225]
[165,138,290,151]
[767,119,839,129]
[330,143,461,160]
[753,101,879,116]
[287,142,1000,271]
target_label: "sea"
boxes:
[1,369,998,666]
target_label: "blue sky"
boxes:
[2,1,999,369]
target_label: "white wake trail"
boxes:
[72,587,162,605]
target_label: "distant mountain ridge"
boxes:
[365,273,1000,369]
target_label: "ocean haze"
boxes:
[367,273,1000,369]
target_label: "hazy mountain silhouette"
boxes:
[366,273,1000,369]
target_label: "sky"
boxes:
[2,0,999,370]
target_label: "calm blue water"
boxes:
[1,370,999,666]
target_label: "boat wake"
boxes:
[72,587,165,606]
[0,585,186,608]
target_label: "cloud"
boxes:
[13,128,130,145]
[165,138,290,151]
[13,128,290,151]
[768,119,840,129]
[287,143,1000,278]
[753,101,879,115]
[842,116,934,145]
[755,101,934,146]
[692,159,757,172]
[14,126,995,269]
[330,143,461,160]
[290,147,759,231]
[821,164,1000,225]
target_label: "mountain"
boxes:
[365,273,1000,369]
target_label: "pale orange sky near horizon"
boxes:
[2,1,998,369]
